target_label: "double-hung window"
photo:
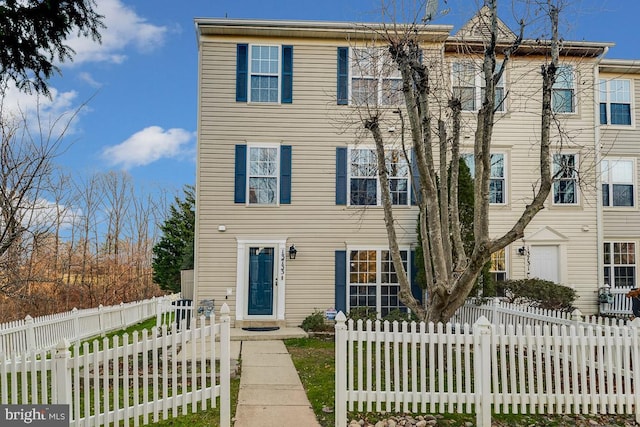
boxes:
[351,48,402,106]
[602,158,635,207]
[234,144,292,205]
[250,45,279,103]
[452,61,505,112]
[236,44,293,103]
[604,242,636,288]
[248,146,279,204]
[349,148,409,206]
[490,248,507,283]
[599,79,632,125]
[463,153,506,204]
[553,153,578,204]
[552,65,575,113]
[349,249,409,317]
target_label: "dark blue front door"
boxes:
[248,247,274,316]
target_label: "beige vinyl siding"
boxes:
[600,72,640,245]
[196,30,602,325]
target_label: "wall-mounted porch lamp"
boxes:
[288,244,297,260]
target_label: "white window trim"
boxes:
[462,152,508,205]
[601,157,636,209]
[349,47,402,107]
[346,246,411,317]
[552,153,580,206]
[490,247,508,281]
[603,241,637,289]
[247,44,281,104]
[347,146,411,207]
[451,60,506,113]
[599,78,634,128]
[246,143,281,206]
[552,65,577,115]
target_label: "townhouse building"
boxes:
[193,12,620,328]
[598,59,640,314]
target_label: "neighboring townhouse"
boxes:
[194,13,611,328]
[598,59,640,314]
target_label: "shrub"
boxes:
[300,311,332,332]
[346,307,377,322]
[497,278,577,311]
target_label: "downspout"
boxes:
[594,46,609,309]
[193,22,204,306]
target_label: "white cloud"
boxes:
[65,0,169,66]
[0,83,82,138]
[102,126,193,169]
[78,72,102,88]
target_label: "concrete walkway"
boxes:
[233,340,321,427]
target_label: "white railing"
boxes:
[0,304,231,427]
[334,313,640,427]
[455,299,630,331]
[0,294,180,359]
[600,288,635,316]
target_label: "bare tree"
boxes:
[0,99,78,299]
[355,0,573,322]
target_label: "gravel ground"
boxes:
[348,413,639,426]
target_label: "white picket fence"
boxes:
[0,294,180,359]
[334,313,640,427]
[0,304,231,427]
[455,298,631,330]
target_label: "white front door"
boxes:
[529,245,560,283]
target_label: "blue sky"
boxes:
[5,0,639,197]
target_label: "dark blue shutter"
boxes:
[282,46,293,104]
[336,147,347,205]
[410,250,423,303]
[337,47,349,105]
[335,250,347,313]
[234,145,247,203]
[280,145,292,204]
[236,44,248,102]
[411,149,421,205]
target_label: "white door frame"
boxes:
[236,238,287,321]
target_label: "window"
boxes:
[236,44,293,104]
[351,48,402,106]
[248,146,278,204]
[463,153,506,204]
[552,65,575,113]
[234,145,292,205]
[553,154,578,204]
[604,242,636,288]
[452,61,505,112]
[600,79,632,125]
[490,248,507,283]
[602,158,634,207]
[349,148,409,206]
[349,249,408,317]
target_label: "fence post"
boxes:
[335,311,347,427]
[630,317,640,425]
[120,302,126,328]
[98,304,105,336]
[156,297,163,327]
[219,303,231,427]
[72,308,80,347]
[53,339,72,406]
[474,316,492,427]
[571,308,583,327]
[24,315,36,353]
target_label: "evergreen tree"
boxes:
[0,0,104,95]
[152,186,195,293]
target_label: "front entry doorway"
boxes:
[247,247,275,316]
